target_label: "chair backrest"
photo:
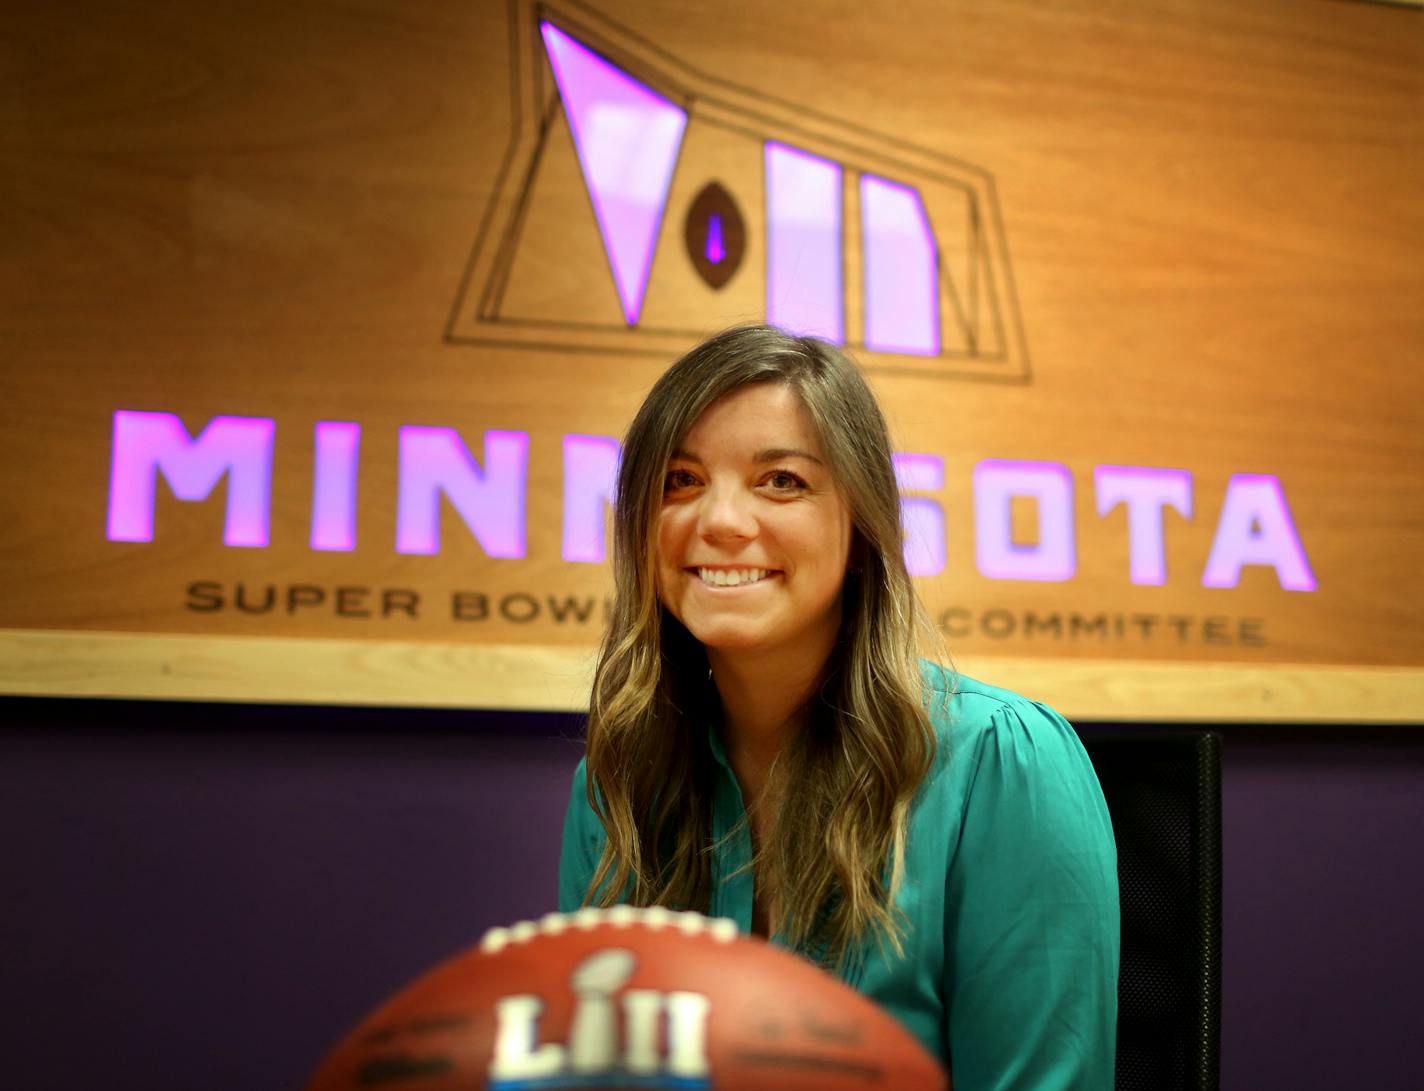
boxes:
[1077,730,1222,1091]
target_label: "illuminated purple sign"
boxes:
[765,142,844,343]
[894,453,946,577]
[861,176,939,356]
[107,411,274,548]
[562,434,620,563]
[974,460,1077,582]
[311,422,361,552]
[1203,474,1316,591]
[396,427,528,557]
[704,214,725,265]
[1095,465,1192,586]
[106,412,1316,592]
[540,21,686,326]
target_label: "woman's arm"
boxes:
[557,757,604,912]
[943,700,1120,1091]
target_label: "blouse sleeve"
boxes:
[557,757,605,913]
[943,700,1120,1091]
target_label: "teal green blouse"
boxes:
[558,663,1120,1090]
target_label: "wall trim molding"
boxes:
[3,628,1421,723]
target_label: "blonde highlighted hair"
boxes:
[583,325,944,966]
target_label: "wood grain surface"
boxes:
[2,0,1421,711]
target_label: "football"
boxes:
[305,905,948,1091]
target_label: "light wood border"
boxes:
[2,629,1421,723]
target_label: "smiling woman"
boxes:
[559,325,1121,1089]
[656,383,853,671]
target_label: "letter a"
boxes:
[1202,474,1316,591]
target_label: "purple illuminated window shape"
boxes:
[563,434,622,563]
[1095,465,1192,586]
[107,410,273,548]
[396,427,528,557]
[705,213,725,265]
[765,142,844,343]
[311,422,361,552]
[861,175,940,356]
[893,453,946,576]
[540,22,687,326]
[973,459,1076,582]
[1202,473,1316,591]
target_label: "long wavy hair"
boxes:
[582,325,944,966]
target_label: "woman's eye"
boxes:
[766,470,806,491]
[664,469,698,491]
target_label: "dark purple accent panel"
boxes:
[0,698,584,1091]
[2,700,1423,1090]
[1219,727,1424,1089]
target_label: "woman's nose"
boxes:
[697,483,756,541]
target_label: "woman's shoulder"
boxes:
[917,658,1078,755]
[914,661,1108,841]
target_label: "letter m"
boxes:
[106,411,275,547]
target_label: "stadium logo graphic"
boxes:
[446,0,1031,382]
[489,948,711,1089]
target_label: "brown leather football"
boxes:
[305,906,948,1090]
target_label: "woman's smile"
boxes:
[688,566,779,588]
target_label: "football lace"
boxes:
[479,907,740,954]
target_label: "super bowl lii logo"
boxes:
[446,0,1032,384]
[489,949,712,1089]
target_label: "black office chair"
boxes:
[1077,730,1222,1091]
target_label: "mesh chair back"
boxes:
[1078,730,1222,1091]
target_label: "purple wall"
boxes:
[0,699,583,1091]
[1,698,1421,1090]
[1218,727,1424,1089]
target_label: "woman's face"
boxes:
[655,382,854,664]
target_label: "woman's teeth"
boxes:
[697,567,772,587]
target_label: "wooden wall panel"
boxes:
[2,0,1421,713]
